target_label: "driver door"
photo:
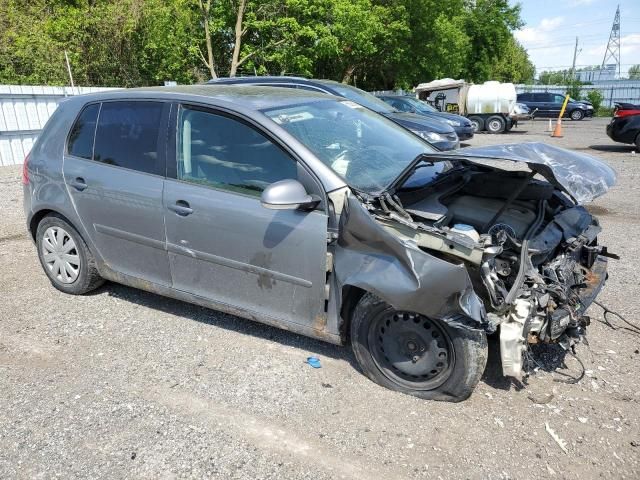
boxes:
[163,104,329,328]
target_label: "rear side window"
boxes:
[67,104,99,159]
[93,101,164,175]
[517,93,531,102]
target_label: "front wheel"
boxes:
[350,293,488,402]
[570,109,584,121]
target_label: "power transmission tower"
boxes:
[599,4,621,80]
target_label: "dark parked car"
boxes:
[377,95,474,141]
[606,102,640,151]
[517,92,593,120]
[207,76,459,151]
[24,85,615,402]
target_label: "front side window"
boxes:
[67,103,99,159]
[177,106,297,197]
[93,101,163,175]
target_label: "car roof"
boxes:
[207,76,343,90]
[64,84,333,110]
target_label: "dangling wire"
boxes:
[552,349,586,384]
[593,300,640,336]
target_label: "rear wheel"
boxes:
[468,116,484,132]
[350,293,488,402]
[486,115,506,134]
[36,214,104,295]
[570,109,584,121]
[635,133,640,152]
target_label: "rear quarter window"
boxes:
[93,101,164,175]
[67,103,100,159]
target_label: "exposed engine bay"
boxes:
[363,158,616,378]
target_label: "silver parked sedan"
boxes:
[23,86,615,401]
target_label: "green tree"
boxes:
[629,65,640,80]
[491,37,535,83]
[538,70,570,85]
[586,90,603,111]
[462,0,523,82]
[0,0,534,89]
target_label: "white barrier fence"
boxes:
[0,85,116,166]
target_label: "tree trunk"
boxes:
[342,65,356,84]
[229,0,247,77]
[199,0,217,79]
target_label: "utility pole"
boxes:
[570,37,579,83]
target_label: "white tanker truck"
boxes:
[415,79,530,134]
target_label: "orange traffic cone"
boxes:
[551,119,563,138]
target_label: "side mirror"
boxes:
[261,179,320,211]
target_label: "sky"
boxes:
[511,0,640,76]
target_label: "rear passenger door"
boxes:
[163,104,329,328]
[551,94,567,117]
[63,100,172,286]
[536,93,555,117]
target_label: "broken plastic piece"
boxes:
[306,356,321,368]
[545,422,568,454]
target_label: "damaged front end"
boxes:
[337,143,616,379]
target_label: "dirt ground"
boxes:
[1,117,638,479]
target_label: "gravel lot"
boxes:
[1,117,639,479]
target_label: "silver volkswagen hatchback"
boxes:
[24,86,614,401]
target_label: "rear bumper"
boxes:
[606,118,639,144]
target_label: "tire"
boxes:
[485,115,506,134]
[350,293,488,402]
[570,109,584,121]
[635,133,640,153]
[36,214,104,295]
[468,116,484,132]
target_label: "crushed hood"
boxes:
[435,142,616,204]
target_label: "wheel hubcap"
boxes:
[42,226,80,284]
[369,312,454,390]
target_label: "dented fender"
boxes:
[334,194,490,332]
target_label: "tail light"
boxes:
[21,153,30,185]
[614,109,640,118]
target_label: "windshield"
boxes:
[262,100,439,192]
[403,97,438,113]
[329,83,396,114]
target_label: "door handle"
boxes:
[69,177,88,191]
[168,200,193,216]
